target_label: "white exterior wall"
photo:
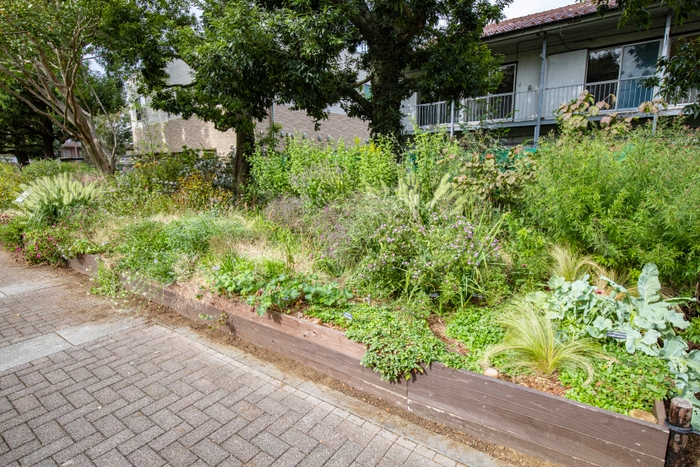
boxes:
[543,50,588,118]
[512,50,541,121]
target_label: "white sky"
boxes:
[503,0,575,19]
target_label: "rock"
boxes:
[484,368,499,378]
[629,409,657,424]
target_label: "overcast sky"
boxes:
[503,0,575,19]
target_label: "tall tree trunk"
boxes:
[233,119,255,196]
[73,107,115,174]
[366,46,409,142]
[41,132,55,160]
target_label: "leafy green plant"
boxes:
[0,162,22,208]
[445,307,505,371]
[560,343,675,415]
[22,226,71,265]
[0,213,26,249]
[482,300,602,384]
[16,173,102,226]
[683,317,700,345]
[90,260,124,297]
[345,305,446,382]
[249,137,396,206]
[526,123,700,287]
[356,211,503,307]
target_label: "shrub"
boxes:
[0,213,27,249]
[16,173,102,227]
[249,138,397,206]
[355,211,503,307]
[22,226,71,265]
[525,122,700,288]
[0,162,22,208]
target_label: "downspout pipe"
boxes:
[534,31,547,144]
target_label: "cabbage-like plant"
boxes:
[15,173,102,226]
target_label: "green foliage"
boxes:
[345,305,446,382]
[445,307,505,370]
[0,162,22,208]
[356,212,503,307]
[212,256,352,315]
[22,226,70,265]
[0,213,26,249]
[561,343,675,415]
[90,260,124,297]
[250,138,397,206]
[540,263,700,428]
[482,299,602,384]
[526,123,700,286]
[116,215,221,284]
[683,317,700,345]
[21,160,96,182]
[16,173,102,227]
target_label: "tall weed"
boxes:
[526,122,700,288]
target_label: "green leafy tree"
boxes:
[592,0,700,115]
[138,0,508,191]
[0,0,189,173]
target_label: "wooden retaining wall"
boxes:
[68,255,670,467]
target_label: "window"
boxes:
[585,40,660,109]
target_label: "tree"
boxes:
[0,0,190,174]
[592,0,700,115]
[0,83,62,164]
[138,0,508,190]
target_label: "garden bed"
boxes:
[69,254,670,467]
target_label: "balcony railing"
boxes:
[402,77,697,133]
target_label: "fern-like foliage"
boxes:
[15,173,102,226]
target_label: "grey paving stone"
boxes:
[191,438,230,465]
[126,445,166,467]
[94,449,133,467]
[159,440,197,467]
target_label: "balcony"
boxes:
[402,77,697,133]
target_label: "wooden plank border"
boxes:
[69,255,669,466]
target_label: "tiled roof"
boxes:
[483,1,617,37]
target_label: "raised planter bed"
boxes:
[68,254,670,467]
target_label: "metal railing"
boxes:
[402,76,697,133]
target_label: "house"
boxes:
[130,60,371,157]
[402,1,700,144]
[59,140,84,162]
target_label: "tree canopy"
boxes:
[137,0,509,189]
[0,0,191,173]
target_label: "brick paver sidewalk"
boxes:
[0,252,509,467]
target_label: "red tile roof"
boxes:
[483,1,618,37]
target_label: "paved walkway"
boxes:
[0,252,510,467]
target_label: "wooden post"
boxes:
[665,398,693,467]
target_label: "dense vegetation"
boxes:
[1,120,699,428]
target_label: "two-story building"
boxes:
[402,1,700,144]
